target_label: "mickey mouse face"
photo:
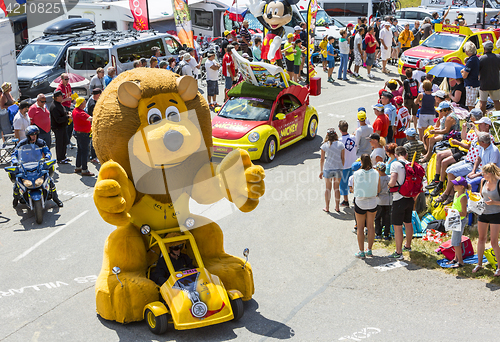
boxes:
[264,1,292,29]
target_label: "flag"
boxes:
[129,0,149,31]
[227,6,247,22]
[172,0,194,48]
[307,0,318,83]
[0,0,8,15]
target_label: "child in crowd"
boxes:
[339,120,357,207]
[374,162,392,240]
[386,79,404,98]
[445,176,469,268]
[319,35,328,72]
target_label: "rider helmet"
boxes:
[25,125,40,140]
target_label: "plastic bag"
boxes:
[468,192,485,215]
[445,208,461,232]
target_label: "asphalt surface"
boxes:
[1,63,500,342]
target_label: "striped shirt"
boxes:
[404,139,426,162]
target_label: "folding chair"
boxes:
[0,134,19,164]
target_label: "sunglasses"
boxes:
[40,100,46,103]
[63,78,69,80]
[170,244,184,251]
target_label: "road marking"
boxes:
[316,92,379,108]
[0,275,97,298]
[13,211,88,262]
[373,260,408,272]
[339,327,381,341]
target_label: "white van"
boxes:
[421,0,500,9]
[297,0,344,43]
[319,0,384,25]
[66,31,181,80]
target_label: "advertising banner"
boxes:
[231,50,289,88]
[129,0,149,30]
[307,0,318,83]
[172,0,193,48]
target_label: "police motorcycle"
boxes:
[5,143,57,224]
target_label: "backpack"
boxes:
[406,78,418,98]
[390,161,425,197]
[173,61,185,75]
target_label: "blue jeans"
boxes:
[338,53,348,79]
[75,132,90,171]
[339,168,352,196]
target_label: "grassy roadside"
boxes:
[372,224,500,285]
[400,0,423,8]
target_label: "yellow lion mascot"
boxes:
[92,68,265,323]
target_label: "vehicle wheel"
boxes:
[305,115,318,140]
[33,199,43,224]
[145,309,168,335]
[230,298,244,321]
[260,136,277,163]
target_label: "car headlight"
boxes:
[35,177,44,187]
[23,179,33,187]
[400,52,407,63]
[429,57,444,65]
[248,131,260,143]
[31,76,48,88]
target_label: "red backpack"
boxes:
[390,161,425,197]
[407,78,419,98]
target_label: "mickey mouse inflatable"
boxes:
[247,0,300,65]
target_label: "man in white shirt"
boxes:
[13,101,31,141]
[181,53,194,77]
[379,21,393,74]
[204,52,220,108]
[187,48,201,80]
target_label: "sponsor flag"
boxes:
[227,5,247,22]
[129,0,149,31]
[307,0,318,83]
[0,0,8,15]
[172,0,194,48]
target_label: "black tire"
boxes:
[260,136,277,163]
[33,199,43,224]
[230,298,244,321]
[305,115,318,140]
[145,309,168,335]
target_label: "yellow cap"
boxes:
[357,110,366,121]
[287,33,294,39]
[224,30,230,36]
[75,97,85,108]
[388,79,398,85]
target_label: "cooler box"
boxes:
[309,76,321,96]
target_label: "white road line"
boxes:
[13,211,88,262]
[316,92,379,108]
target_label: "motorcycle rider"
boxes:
[11,125,63,208]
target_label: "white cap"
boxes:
[294,26,301,31]
[475,117,492,126]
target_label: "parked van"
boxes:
[66,31,181,80]
[319,0,384,25]
[421,0,500,9]
[298,0,344,43]
[16,19,96,99]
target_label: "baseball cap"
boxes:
[347,23,354,28]
[470,108,483,120]
[394,96,404,105]
[224,30,230,36]
[287,33,294,39]
[75,97,85,108]
[53,90,63,97]
[358,107,366,112]
[432,89,446,99]
[372,103,384,111]
[294,25,301,31]
[374,162,386,171]
[357,110,367,121]
[230,30,237,36]
[437,101,451,111]
[475,117,492,125]
[242,53,250,58]
[207,52,215,57]
[388,79,398,85]
[183,53,191,61]
[484,40,494,50]
[92,88,102,95]
[405,127,417,137]
[451,176,467,187]
[351,161,361,171]
[367,133,380,141]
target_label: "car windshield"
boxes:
[421,33,465,50]
[300,10,340,27]
[18,145,43,169]
[218,97,273,121]
[17,44,63,66]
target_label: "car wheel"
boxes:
[260,136,277,163]
[305,115,318,140]
[230,298,244,321]
[145,309,168,335]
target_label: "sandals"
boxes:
[450,263,464,268]
[495,269,500,277]
[446,259,458,265]
[435,193,449,203]
[443,195,454,206]
[472,265,483,273]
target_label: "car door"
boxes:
[271,94,303,145]
[480,32,495,54]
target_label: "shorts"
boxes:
[446,160,473,177]
[392,197,415,225]
[479,88,500,101]
[286,58,295,72]
[478,212,500,224]
[381,47,391,60]
[0,112,12,135]
[417,114,435,129]
[354,201,378,215]
[294,64,300,74]
[451,218,467,246]
[452,151,465,162]
[225,76,233,89]
[366,53,375,66]
[328,59,335,68]
[207,80,219,96]
[465,86,479,107]
[354,52,363,66]
[323,169,342,179]
[321,55,326,61]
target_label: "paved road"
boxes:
[1,64,499,342]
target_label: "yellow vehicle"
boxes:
[212,82,319,163]
[398,24,500,75]
[124,226,247,334]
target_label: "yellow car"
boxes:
[212,82,319,162]
[138,226,246,334]
[398,24,500,75]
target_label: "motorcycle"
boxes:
[5,145,56,224]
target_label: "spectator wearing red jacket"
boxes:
[28,94,52,148]
[72,97,94,176]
